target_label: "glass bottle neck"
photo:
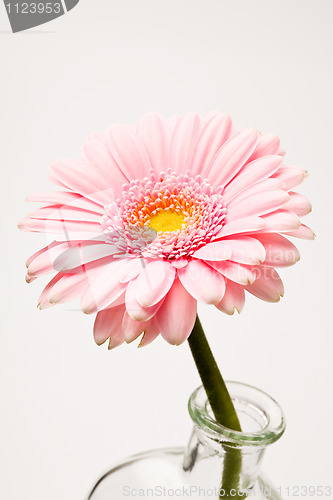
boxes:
[183,382,285,494]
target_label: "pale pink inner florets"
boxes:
[102,170,227,259]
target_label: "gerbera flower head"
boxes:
[19,112,313,348]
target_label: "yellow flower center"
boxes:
[149,210,186,233]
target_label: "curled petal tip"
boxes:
[94,338,107,347]
[108,338,118,350]
[38,302,49,310]
[25,274,36,284]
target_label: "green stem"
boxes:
[187,316,246,499]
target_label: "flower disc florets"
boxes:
[102,170,227,259]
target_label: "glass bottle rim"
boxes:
[188,381,286,447]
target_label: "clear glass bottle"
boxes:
[88,381,286,499]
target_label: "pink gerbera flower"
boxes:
[19,112,313,348]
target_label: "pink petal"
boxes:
[284,192,312,216]
[223,155,283,202]
[50,159,116,206]
[169,113,202,174]
[53,242,118,271]
[18,217,102,237]
[27,205,102,223]
[245,267,284,302]
[246,133,282,163]
[135,260,176,308]
[192,241,232,261]
[272,165,308,191]
[260,210,301,233]
[156,279,197,345]
[254,234,300,267]
[26,191,85,205]
[107,124,152,180]
[207,129,259,189]
[26,241,60,268]
[122,313,159,344]
[199,236,266,265]
[178,260,226,304]
[227,190,290,220]
[215,217,266,238]
[38,273,64,309]
[119,257,145,283]
[226,178,280,207]
[27,241,82,278]
[137,113,172,173]
[191,113,233,177]
[48,271,90,304]
[80,260,129,314]
[285,223,315,240]
[215,279,245,315]
[138,321,160,347]
[207,260,255,285]
[93,305,126,348]
[83,131,129,196]
[125,279,165,321]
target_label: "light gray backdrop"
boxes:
[0,1,332,499]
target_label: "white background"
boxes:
[1,1,332,499]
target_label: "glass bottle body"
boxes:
[89,382,286,499]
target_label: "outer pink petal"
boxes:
[156,279,197,345]
[93,305,126,348]
[192,241,232,261]
[27,205,102,223]
[227,190,290,220]
[138,324,160,347]
[191,113,233,177]
[206,129,259,189]
[26,191,84,205]
[38,273,64,309]
[137,113,172,173]
[245,267,284,302]
[207,260,256,285]
[48,271,91,304]
[246,133,282,163]
[27,242,83,278]
[254,234,300,267]
[260,210,301,233]
[285,224,315,240]
[122,313,159,344]
[215,217,266,238]
[135,260,176,308]
[119,257,145,283]
[215,279,245,315]
[125,279,165,321]
[80,260,129,314]
[283,192,312,216]
[271,165,308,191]
[53,243,118,271]
[107,124,152,180]
[223,155,283,202]
[194,236,265,265]
[50,159,116,206]
[226,178,280,207]
[26,242,55,268]
[82,131,129,196]
[169,113,202,174]
[178,260,226,304]
[18,217,102,239]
